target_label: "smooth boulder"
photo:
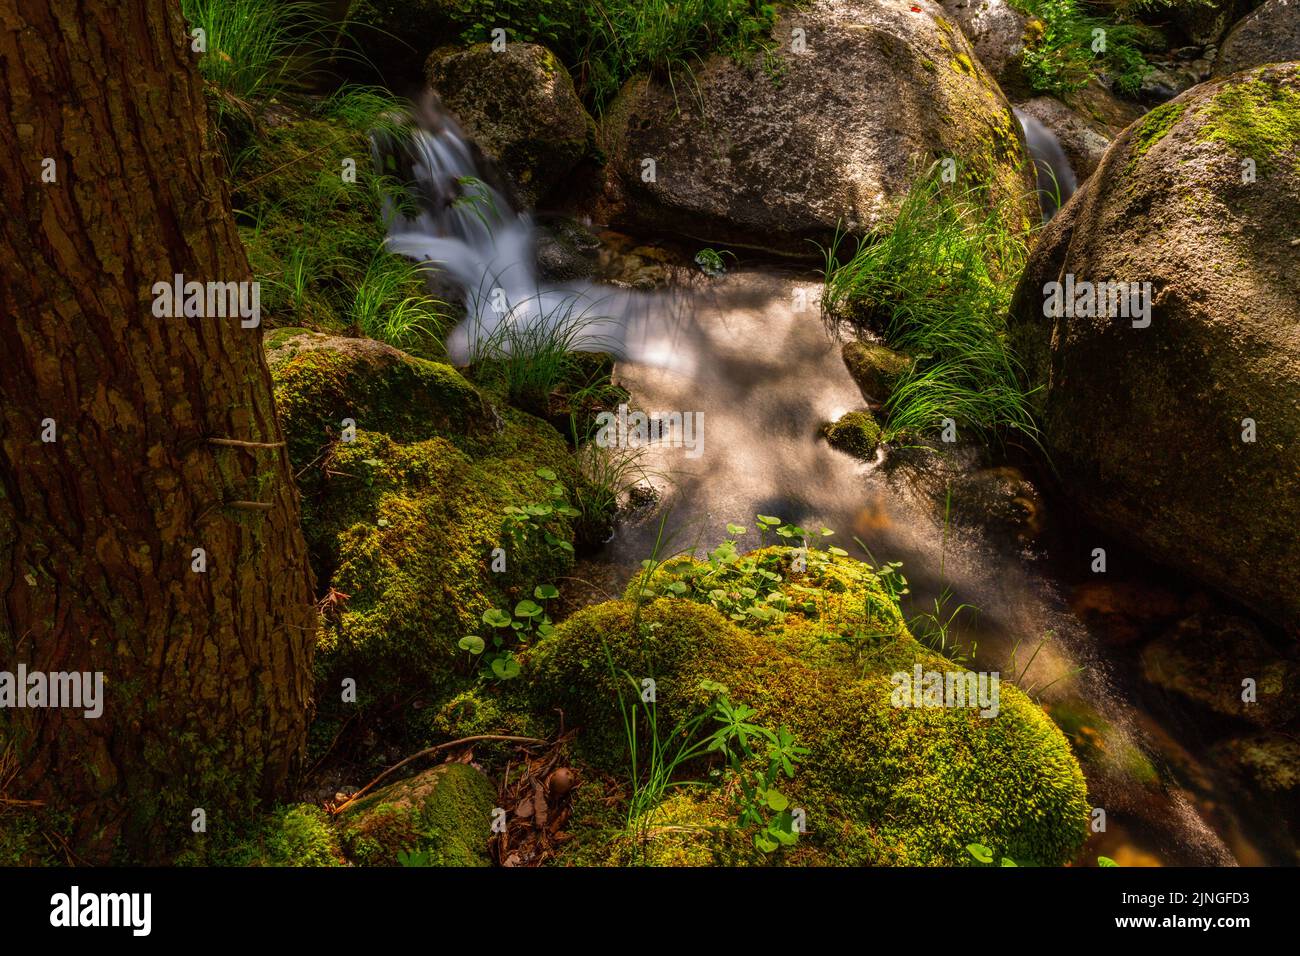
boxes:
[1008,64,1300,629]
[598,0,1038,255]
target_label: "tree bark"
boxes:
[0,0,317,862]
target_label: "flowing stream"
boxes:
[382,99,1276,867]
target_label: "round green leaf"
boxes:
[458,635,485,655]
[482,608,512,628]
[491,656,521,679]
[534,584,560,600]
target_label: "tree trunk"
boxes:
[0,0,317,863]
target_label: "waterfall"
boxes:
[1015,109,1078,221]
[375,96,695,373]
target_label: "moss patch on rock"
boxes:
[338,763,496,866]
[841,340,913,405]
[1198,75,1300,172]
[821,411,882,459]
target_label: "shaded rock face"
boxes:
[1008,64,1300,629]
[1142,614,1300,728]
[425,43,595,206]
[1016,96,1112,180]
[599,0,1038,256]
[1171,0,1248,47]
[941,0,1030,93]
[1214,0,1300,77]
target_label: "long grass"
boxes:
[348,253,448,346]
[822,166,1039,447]
[467,291,621,412]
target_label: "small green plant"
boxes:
[468,292,619,416]
[396,847,433,867]
[500,467,581,557]
[348,253,448,346]
[966,843,1118,867]
[693,247,732,276]
[1014,0,1154,98]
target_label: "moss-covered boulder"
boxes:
[426,42,596,206]
[1008,64,1300,630]
[1214,0,1300,78]
[266,329,492,469]
[597,0,1038,256]
[338,763,495,866]
[529,548,1090,865]
[841,340,914,406]
[820,410,883,459]
[268,331,588,703]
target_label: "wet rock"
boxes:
[337,763,496,866]
[1138,63,1202,104]
[841,340,913,407]
[598,0,1037,256]
[1007,64,1300,630]
[535,216,600,280]
[1141,614,1300,727]
[1015,96,1113,179]
[425,43,596,206]
[820,410,882,459]
[1213,0,1300,77]
[946,465,1043,541]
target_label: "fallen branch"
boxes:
[331,734,549,815]
[209,437,286,450]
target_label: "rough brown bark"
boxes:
[0,0,317,862]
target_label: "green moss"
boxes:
[842,340,914,404]
[1126,101,1188,172]
[218,805,345,867]
[269,333,591,719]
[338,763,495,866]
[528,550,1091,866]
[952,53,976,77]
[267,332,489,474]
[821,411,882,460]
[1043,700,1159,787]
[1198,76,1300,173]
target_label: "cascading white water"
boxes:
[1015,109,1078,221]
[378,98,697,373]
